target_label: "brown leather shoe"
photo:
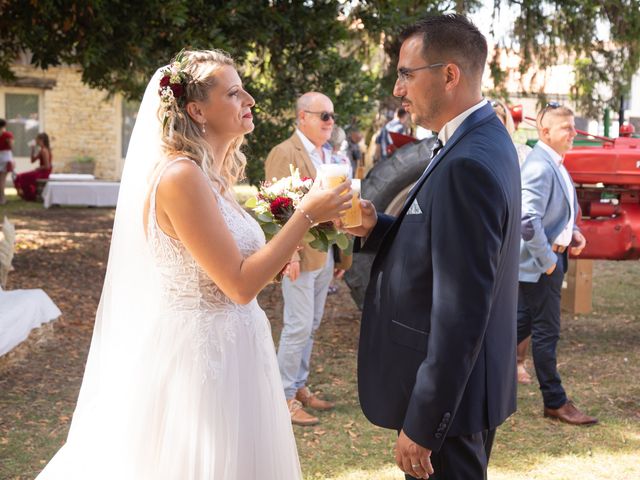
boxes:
[296,386,335,411]
[287,399,319,426]
[544,400,598,426]
[517,362,532,385]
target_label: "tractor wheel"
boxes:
[344,136,436,309]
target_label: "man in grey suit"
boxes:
[518,104,598,426]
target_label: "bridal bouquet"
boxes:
[245,166,350,253]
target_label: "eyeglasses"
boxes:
[539,102,561,125]
[490,99,506,113]
[397,63,446,82]
[304,110,336,122]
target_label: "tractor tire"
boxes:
[344,136,437,309]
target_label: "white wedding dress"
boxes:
[38,159,302,479]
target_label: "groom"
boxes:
[347,14,521,479]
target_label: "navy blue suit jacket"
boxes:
[358,103,521,452]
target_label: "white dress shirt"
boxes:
[537,140,575,246]
[296,129,331,169]
[437,99,488,146]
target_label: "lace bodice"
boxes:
[147,159,266,313]
[145,160,275,385]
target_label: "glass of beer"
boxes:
[317,164,359,226]
[318,164,349,188]
[342,178,362,228]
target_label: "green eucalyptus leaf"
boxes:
[263,222,279,235]
[317,229,329,244]
[309,238,326,251]
[335,233,349,250]
[324,229,338,242]
[257,213,273,223]
[245,197,257,209]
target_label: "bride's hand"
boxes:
[300,178,352,225]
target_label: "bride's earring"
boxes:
[201,123,206,134]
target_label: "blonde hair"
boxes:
[158,49,246,197]
[492,99,515,135]
[536,104,574,129]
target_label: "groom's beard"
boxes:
[402,95,443,133]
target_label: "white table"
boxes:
[0,287,61,357]
[48,173,96,181]
[42,181,120,208]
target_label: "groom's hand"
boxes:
[339,199,378,238]
[395,430,433,479]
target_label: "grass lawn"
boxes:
[0,195,638,480]
[0,188,43,214]
[281,261,640,480]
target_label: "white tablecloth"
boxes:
[43,181,120,208]
[48,173,96,181]
[0,287,61,356]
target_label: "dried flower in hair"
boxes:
[158,50,190,131]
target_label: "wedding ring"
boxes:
[412,464,421,469]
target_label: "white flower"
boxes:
[159,86,175,106]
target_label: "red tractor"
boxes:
[518,107,640,260]
[564,133,640,260]
[344,112,640,308]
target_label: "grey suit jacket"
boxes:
[519,143,579,282]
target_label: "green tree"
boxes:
[2,0,639,179]
[350,0,640,120]
[498,0,640,118]
[347,0,481,110]
[0,0,379,183]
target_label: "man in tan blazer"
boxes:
[265,92,338,426]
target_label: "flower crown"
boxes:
[158,50,190,130]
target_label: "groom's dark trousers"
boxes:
[357,104,521,479]
[405,429,495,480]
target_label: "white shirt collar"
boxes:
[296,129,320,155]
[437,99,487,146]
[537,140,563,166]
[296,128,331,168]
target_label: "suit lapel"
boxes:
[400,103,496,218]
[290,133,318,179]
[536,145,572,210]
[369,104,497,271]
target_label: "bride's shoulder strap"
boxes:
[149,157,201,211]
[151,156,200,189]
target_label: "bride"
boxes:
[37,49,351,479]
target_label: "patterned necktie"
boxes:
[430,138,444,159]
[404,138,445,207]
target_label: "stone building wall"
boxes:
[8,64,123,180]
